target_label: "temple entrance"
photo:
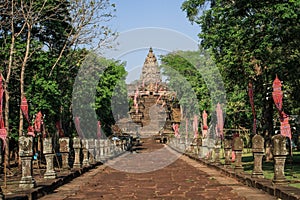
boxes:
[117,48,181,142]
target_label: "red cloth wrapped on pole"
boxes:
[248,82,257,135]
[75,116,83,138]
[280,112,292,140]
[216,103,224,138]
[27,126,35,137]
[193,115,198,138]
[272,75,283,115]
[56,120,64,137]
[97,120,102,139]
[0,75,7,148]
[0,75,4,128]
[134,88,139,114]
[172,123,179,138]
[34,111,42,133]
[202,110,208,138]
[21,96,30,123]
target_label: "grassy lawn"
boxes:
[240,149,300,188]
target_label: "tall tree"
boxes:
[182,0,300,135]
[0,0,116,166]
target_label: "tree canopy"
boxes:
[182,0,300,134]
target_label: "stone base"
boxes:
[19,177,36,189]
[272,178,289,185]
[234,166,243,173]
[44,171,57,179]
[73,163,82,169]
[251,172,264,178]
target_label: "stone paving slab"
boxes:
[39,139,277,200]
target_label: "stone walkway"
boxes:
[40,139,277,200]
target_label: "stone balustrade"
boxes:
[19,136,36,189]
[17,135,130,187]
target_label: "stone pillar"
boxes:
[19,136,36,189]
[213,139,221,165]
[223,139,232,166]
[72,137,82,168]
[100,139,108,161]
[104,139,113,159]
[233,136,244,173]
[59,137,70,170]
[272,134,288,184]
[207,139,215,162]
[122,139,126,151]
[82,139,89,167]
[95,139,101,162]
[252,135,264,178]
[113,140,117,156]
[88,139,95,165]
[43,137,57,179]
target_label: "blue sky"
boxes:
[107,0,201,82]
[111,0,199,40]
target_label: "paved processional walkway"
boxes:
[40,139,277,200]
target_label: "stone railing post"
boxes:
[82,139,89,167]
[43,137,57,179]
[19,136,36,189]
[213,139,221,165]
[95,139,101,162]
[233,136,244,173]
[104,139,110,159]
[223,138,232,166]
[272,134,288,184]
[88,139,95,165]
[72,137,82,168]
[251,134,264,178]
[59,137,70,170]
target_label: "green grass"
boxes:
[241,149,300,188]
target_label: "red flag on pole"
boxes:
[202,110,208,138]
[0,75,7,148]
[272,75,283,114]
[216,103,224,138]
[75,116,83,138]
[56,120,64,137]
[97,121,102,139]
[172,123,179,138]
[280,112,292,140]
[21,96,29,123]
[248,82,257,135]
[34,111,42,132]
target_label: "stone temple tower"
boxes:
[140,47,162,85]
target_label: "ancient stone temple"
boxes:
[122,47,181,140]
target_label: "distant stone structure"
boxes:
[119,47,181,140]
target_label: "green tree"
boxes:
[0,0,116,166]
[160,48,226,133]
[182,0,300,135]
[72,53,127,138]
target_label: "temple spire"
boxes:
[140,47,161,84]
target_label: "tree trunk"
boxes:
[19,25,32,137]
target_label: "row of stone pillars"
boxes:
[17,136,131,190]
[170,134,289,185]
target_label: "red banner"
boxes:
[21,96,29,122]
[97,121,102,139]
[248,82,256,135]
[34,111,42,132]
[216,103,224,138]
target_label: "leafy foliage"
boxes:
[182,0,300,134]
